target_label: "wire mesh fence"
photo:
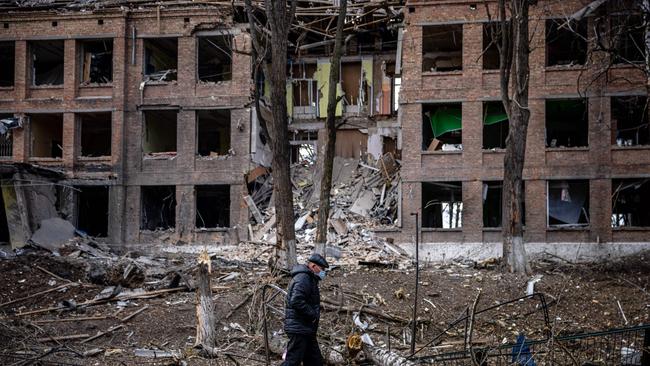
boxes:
[414,324,650,365]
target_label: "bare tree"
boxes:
[245,0,298,270]
[498,0,532,273]
[314,0,347,255]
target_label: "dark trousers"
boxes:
[282,333,323,366]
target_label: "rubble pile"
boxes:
[248,152,409,267]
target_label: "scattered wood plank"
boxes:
[320,300,408,323]
[243,195,265,224]
[33,316,107,324]
[121,305,149,323]
[35,265,71,283]
[0,283,78,308]
[81,324,125,344]
[36,334,90,342]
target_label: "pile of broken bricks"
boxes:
[246,152,410,267]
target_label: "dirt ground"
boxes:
[0,250,649,365]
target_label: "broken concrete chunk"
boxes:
[30,218,76,254]
[294,213,311,231]
[329,218,348,236]
[349,190,376,217]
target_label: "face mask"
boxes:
[317,270,326,280]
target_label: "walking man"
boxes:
[282,253,329,365]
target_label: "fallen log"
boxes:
[363,344,417,366]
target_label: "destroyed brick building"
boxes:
[0,0,649,261]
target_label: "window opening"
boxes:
[198,35,232,82]
[423,103,462,151]
[195,185,230,229]
[548,180,589,227]
[76,186,109,237]
[80,39,113,84]
[545,99,588,148]
[31,40,64,86]
[422,24,463,72]
[546,19,587,67]
[612,178,650,227]
[141,185,176,230]
[422,182,463,228]
[197,109,230,157]
[143,110,177,157]
[611,96,649,146]
[0,41,14,87]
[143,38,178,81]
[80,112,112,157]
[30,114,63,158]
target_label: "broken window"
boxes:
[483,181,525,228]
[143,110,177,155]
[422,24,462,72]
[483,181,502,228]
[545,99,588,148]
[79,39,113,84]
[422,182,462,229]
[143,38,177,81]
[548,180,589,227]
[291,144,316,164]
[612,178,650,227]
[546,19,587,67]
[611,96,649,146]
[482,22,501,70]
[76,186,108,237]
[140,185,176,230]
[30,114,63,158]
[197,109,230,157]
[0,114,13,157]
[611,14,644,64]
[80,112,111,157]
[198,35,232,82]
[195,185,230,229]
[0,41,14,87]
[483,101,509,149]
[422,103,462,151]
[289,62,319,118]
[31,40,64,86]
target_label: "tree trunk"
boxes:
[265,1,297,270]
[363,344,417,366]
[500,0,531,274]
[195,253,216,351]
[644,0,650,144]
[315,0,347,255]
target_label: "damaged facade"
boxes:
[400,0,650,260]
[0,0,250,249]
[0,0,649,260]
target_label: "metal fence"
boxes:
[415,324,650,365]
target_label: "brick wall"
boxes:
[0,7,252,248]
[398,0,650,247]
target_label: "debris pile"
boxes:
[248,152,409,267]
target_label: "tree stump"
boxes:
[195,251,216,354]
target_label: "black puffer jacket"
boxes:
[284,264,321,335]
